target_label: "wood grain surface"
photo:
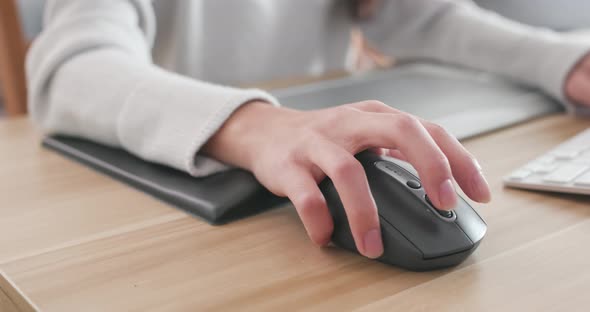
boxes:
[0,114,589,311]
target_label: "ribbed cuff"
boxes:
[118,66,279,177]
[187,89,280,176]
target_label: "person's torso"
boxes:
[152,0,356,85]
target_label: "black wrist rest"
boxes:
[42,136,288,225]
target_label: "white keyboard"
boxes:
[504,129,590,195]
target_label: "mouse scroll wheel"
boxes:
[425,195,455,219]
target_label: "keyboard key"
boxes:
[526,164,558,174]
[535,156,555,164]
[509,169,532,180]
[551,149,581,160]
[543,165,589,184]
[574,171,590,187]
[572,155,590,165]
[504,129,590,195]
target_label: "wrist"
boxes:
[203,100,293,170]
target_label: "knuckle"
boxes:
[285,130,323,163]
[428,122,450,138]
[333,105,351,114]
[311,225,333,245]
[277,149,298,167]
[331,157,362,180]
[343,132,367,153]
[316,115,338,129]
[361,100,387,111]
[336,105,360,117]
[299,128,322,143]
[426,154,451,173]
[294,191,325,215]
[394,113,420,131]
[316,107,355,129]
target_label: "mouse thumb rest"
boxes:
[319,151,487,271]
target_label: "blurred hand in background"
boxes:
[566,53,590,108]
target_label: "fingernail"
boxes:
[363,229,383,259]
[438,179,457,209]
[472,170,492,203]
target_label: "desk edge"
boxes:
[0,270,39,312]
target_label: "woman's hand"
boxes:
[204,100,491,259]
[566,53,590,107]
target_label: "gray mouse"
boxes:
[319,151,487,271]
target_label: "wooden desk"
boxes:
[0,114,589,311]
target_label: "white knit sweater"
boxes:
[27,0,590,176]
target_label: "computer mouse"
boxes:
[319,151,487,271]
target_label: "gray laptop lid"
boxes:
[273,63,562,140]
[43,63,561,223]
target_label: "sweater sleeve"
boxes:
[27,0,279,176]
[361,0,590,114]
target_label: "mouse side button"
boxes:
[406,179,422,189]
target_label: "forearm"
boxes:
[28,0,278,176]
[362,0,590,103]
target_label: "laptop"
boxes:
[275,63,562,140]
[43,63,562,223]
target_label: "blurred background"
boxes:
[476,0,590,30]
[14,0,590,40]
[17,0,43,40]
[2,0,590,115]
